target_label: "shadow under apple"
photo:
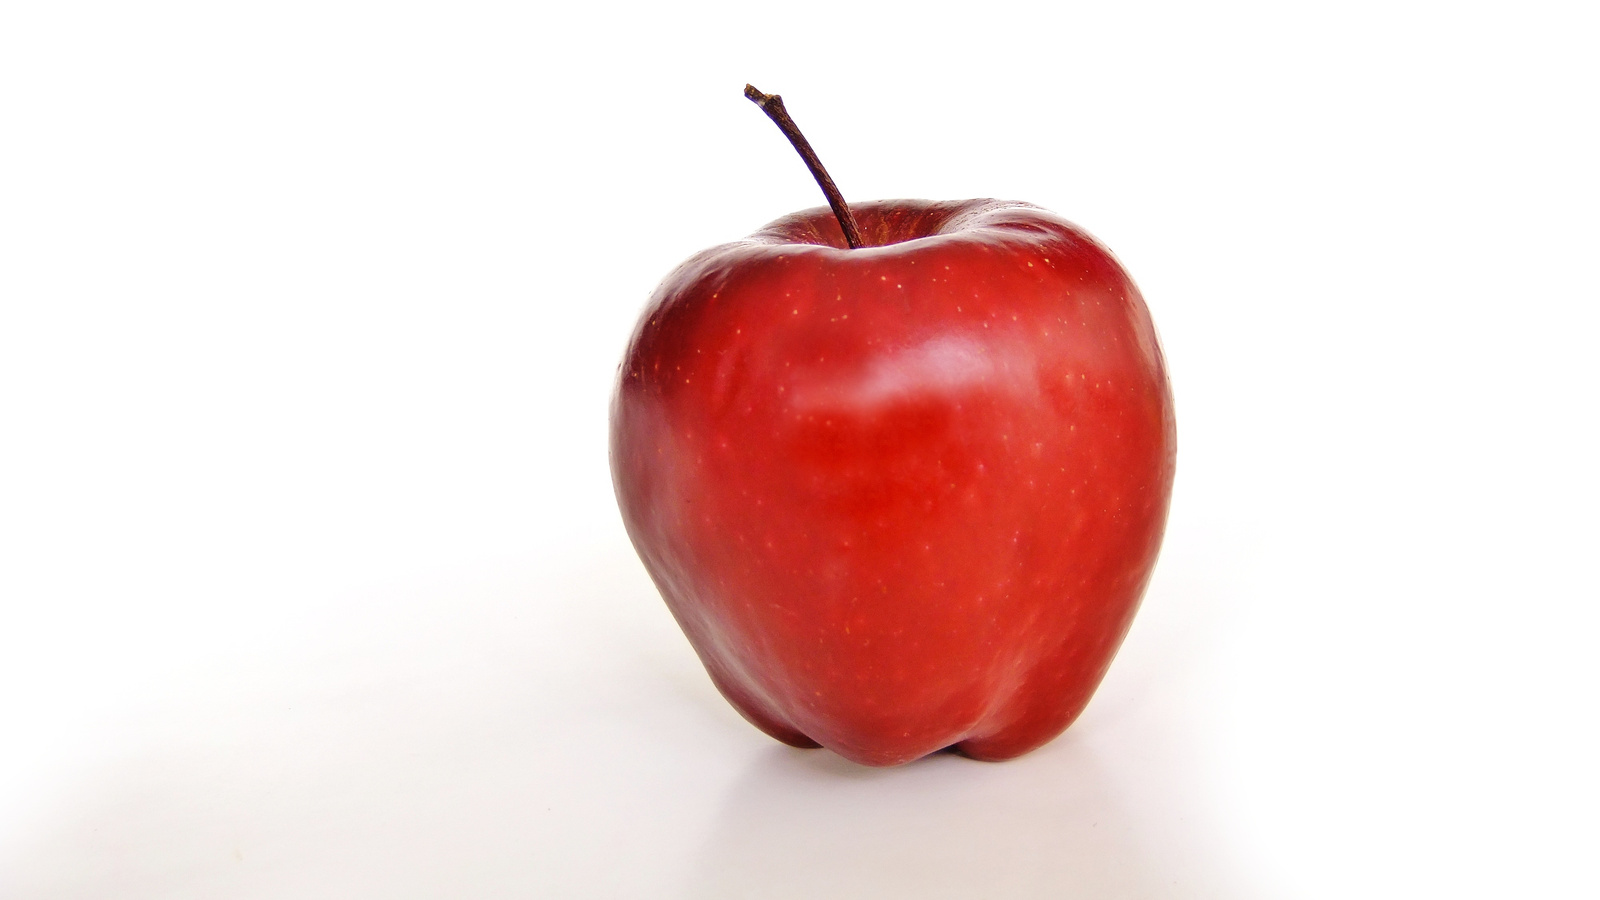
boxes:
[677,733,1171,900]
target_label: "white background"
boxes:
[2,1,1596,896]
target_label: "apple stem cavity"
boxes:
[744,84,864,249]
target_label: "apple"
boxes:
[609,88,1175,766]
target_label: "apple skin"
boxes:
[610,199,1175,767]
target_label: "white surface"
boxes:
[2,1,1597,897]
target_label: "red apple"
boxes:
[609,89,1175,766]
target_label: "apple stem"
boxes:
[744,84,864,249]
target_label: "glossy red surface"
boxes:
[611,200,1175,766]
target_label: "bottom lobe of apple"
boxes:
[716,680,1098,768]
[692,605,1141,768]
